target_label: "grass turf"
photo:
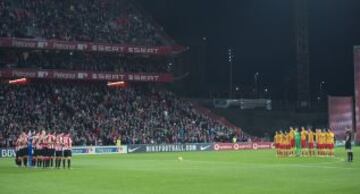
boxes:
[0,148,359,194]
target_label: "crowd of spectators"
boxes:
[0,82,247,148]
[0,0,169,45]
[0,0,249,148]
[0,49,172,73]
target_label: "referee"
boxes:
[345,128,353,162]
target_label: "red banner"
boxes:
[328,96,354,140]
[0,38,184,56]
[354,46,360,142]
[0,68,173,82]
[213,142,274,151]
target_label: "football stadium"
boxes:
[0,0,360,194]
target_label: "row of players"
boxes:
[15,130,73,168]
[274,127,335,157]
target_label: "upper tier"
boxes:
[0,0,175,46]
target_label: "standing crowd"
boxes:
[0,0,170,45]
[0,82,242,148]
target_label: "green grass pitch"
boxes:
[0,148,359,194]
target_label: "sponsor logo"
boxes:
[213,143,234,151]
[213,142,273,151]
[200,145,212,151]
[72,147,92,154]
[128,147,141,153]
[0,37,181,56]
[214,144,220,151]
[233,143,239,150]
[252,143,258,150]
[255,143,273,149]
[95,147,116,153]
[0,68,173,82]
[37,71,48,78]
[145,144,197,152]
[72,146,126,155]
[0,149,16,158]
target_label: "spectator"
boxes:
[0,82,243,148]
[0,0,171,45]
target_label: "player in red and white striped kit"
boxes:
[35,131,45,167]
[32,131,40,167]
[55,133,64,169]
[62,133,73,169]
[19,132,28,167]
[41,130,51,168]
[47,132,56,168]
[15,135,22,167]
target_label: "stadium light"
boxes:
[9,77,27,85]
[107,81,126,87]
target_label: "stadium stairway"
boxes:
[190,99,327,140]
[190,100,244,136]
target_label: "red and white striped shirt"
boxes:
[55,135,63,151]
[41,134,49,148]
[35,135,43,150]
[63,136,72,150]
[15,138,21,151]
[47,134,56,149]
[21,135,28,149]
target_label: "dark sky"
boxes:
[138,0,360,99]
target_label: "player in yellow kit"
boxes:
[277,131,284,157]
[289,127,295,156]
[319,130,327,157]
[307,129,315,156]
[283,132,290,157]
[326,129,335,157]
[274,131,280,157]
[300,127,308,157]
[280,131,286,157]
[315,129,322,156]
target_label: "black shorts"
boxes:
[345,142,352,150]
[43,148,49,157]
[18,149,23,157]
[55,151,63,157]
[40,148,45,157]
[20,148,27,157]
[35,149,41,157]
[33,149,38,157]
[64,150,72,158]
[49,149,55,157]
[15,150,19,158]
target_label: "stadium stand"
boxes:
[0,0,248,148]
[0,0,172,45]
[0,82,241,147]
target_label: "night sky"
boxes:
[138,0,360,99]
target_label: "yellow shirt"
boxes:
[315,131,321,142]
[274,134,279,144]
[319,132,326,144]
[279,134,285,144]
[286,134,291,144]
[308,131,315,143]
[282,134,288,145]
[328,132,335,144]
[289,130,295,140]
[301,130,308,141]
